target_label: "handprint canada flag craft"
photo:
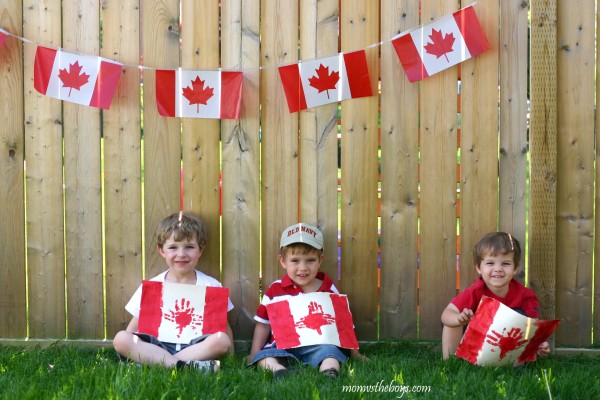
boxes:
[137,281,229,344]
[266,292,359,349]
[455,296,560,367]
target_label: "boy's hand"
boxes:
[537,341,551,357]
[456,308,474,326]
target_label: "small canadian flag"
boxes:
[34,46,122,109]
[0,28,8,47]
[267,292,359,349]
[455,296,560,367]
[278,50,372,113]
[138,281,229,344]
[155,69,243,119]
[391,5,490,82]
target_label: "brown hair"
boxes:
[155,211,208,249]
[280,243,324,258]
[473,232,521,266]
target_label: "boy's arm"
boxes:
[441,303,474,327]
[249,322,271,358]
[125,317,139,333]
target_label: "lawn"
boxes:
[0,341,598,399]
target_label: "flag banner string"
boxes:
[0,1,478,73]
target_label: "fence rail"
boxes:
[0,0,597,347]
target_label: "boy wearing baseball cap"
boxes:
[248,223,366,379]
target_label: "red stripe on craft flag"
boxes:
[202,286,230,334]
[454,6,490,58]
[89,60,122,109]
[156,69,176,117]
[34,46,57,95]
[391,34,428,82]
[279,63,307,113]
[517,319,560,364]
[267,300,302,348]
[455,296,500,363]
[220,71,243,119]
[343,51,372,98]
[137,281,165,338]
[330,294,359,349]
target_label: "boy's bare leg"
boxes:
[319,357,340,372]
[442,325,464,359]
[175,331,232,362]
[258,357,287,372]
[113,331,179,367]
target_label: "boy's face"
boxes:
[279,247,324,291]
[476,251,518,296]
[157,233,203,276]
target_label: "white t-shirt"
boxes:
[125,269,234,318]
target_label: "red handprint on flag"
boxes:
[163,298,204,338]
[485,327,527,360]
[295,301,336,335]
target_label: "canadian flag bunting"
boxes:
[0,28,7,47]
[155,69,243,119]
[34,46,122,109]
[278,50,372,113]
[391,6,490,82]
[455,296,560,367]
[137,281,229,344]
[266,292,359,349]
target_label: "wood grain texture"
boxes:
[339,0,379,340]
[102,0,143,336]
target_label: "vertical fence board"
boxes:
[339,1,379,340]
[63,0,104,338]
[0,1,25,337]
[418,0,459,340]
[102,0,143,336]
[499,0,528,262]
[260,0,299,287]
[554,1,595,346]
[595,0,600,347]
[181,0,221,280]
[142,0,182,279]
[298,0,339,280]
[221,0,261,340]
[529,0,557,324]
[379,0,419,339]
[23,0,66,338]
[459,1,499,288]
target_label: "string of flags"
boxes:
[0,4,489,117]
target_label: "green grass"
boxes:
[1,341,598,399]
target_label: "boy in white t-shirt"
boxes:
[113,212,234,371]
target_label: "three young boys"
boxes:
[114,214,549,372]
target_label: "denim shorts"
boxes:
[249,343,347,368]
[117,332,209,362]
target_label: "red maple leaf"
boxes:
[308,64,340,99]
[424,29,455,63]
[58,61,90,97]
[182,76,215,113]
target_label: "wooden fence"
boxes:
[0,0,597,347]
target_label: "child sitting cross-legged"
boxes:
[248,223,368,379]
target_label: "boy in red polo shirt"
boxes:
[248,223,367,378]
[441,232,551,359]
